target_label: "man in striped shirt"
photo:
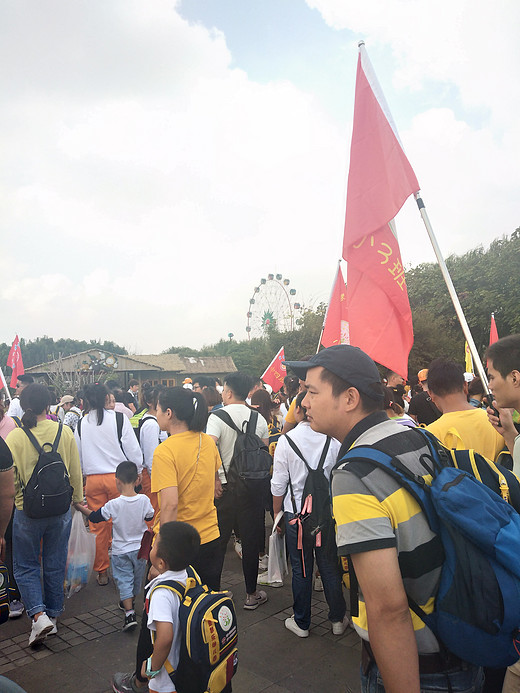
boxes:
[284,345,483,693]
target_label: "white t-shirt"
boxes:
[7,398,23,419]
[100,494,154,554]
[75,409,143,475]
[146,569,187,693]
[271,421,341,513]
[206,403,269,483]
[140,416,168,474]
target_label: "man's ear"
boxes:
[510,370,520,388]
[343,387,363,412]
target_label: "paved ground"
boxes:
[0,544,361,693]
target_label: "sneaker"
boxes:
[8,600,25,619]
[258,554,269,571]
[112,672,149,693]
[28,612,54,647]
[234,540,242,559]
[49,617,58,635]
[123,612,138,631]
[313,574,323,592]
[257,570,283,588]
[284,615,309,638]
[244,590,268,610]
[331,615,351,635]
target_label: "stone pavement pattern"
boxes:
[0,547,361,693]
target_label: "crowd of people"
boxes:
[1,335,520,693]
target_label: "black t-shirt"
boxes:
[0,436,13,472]
[408,391,441,426]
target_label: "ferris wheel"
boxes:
[246,273,303,339]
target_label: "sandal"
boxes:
[244,590,268,610]
[97,571,109,586]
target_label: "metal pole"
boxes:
[415,193,489,390]
[0,366,12,402]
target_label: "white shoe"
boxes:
[49,617,58,635]
[331,615,351,635]
[8,600,25,619]
[258,554,269,571]
[313,575,323,592]
[28,613,54,647]
[234,540,242,559]
[257,570,283,588]
[284,615,309,638]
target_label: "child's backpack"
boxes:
[20,423,73,519]
[337,426,520,668]
[145,566,238,693]
[212,410,272,493]
[268,419,282,457]
[285,434,335,571]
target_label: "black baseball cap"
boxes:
[283,345,383,401]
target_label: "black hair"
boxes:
[294,391,308,421]
[20,383,51,428]
[193,376,213,389]
[283,375,300,401]
[468,377,485,397]
[158,387,208,432]
[223,372,253,401]
[383,386,404,415]
[156,521,200,571]
[113,389,125,403]
[427,358,464,397]
[486,335,520,378]
[142,384,164,409]
[84,383,109,425]
[105,379,120,392]
[18,374,34,385]
[128,379,139,388]
[318,369,384,413]
[115,461,139,484]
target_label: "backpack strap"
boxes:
[115,411,124,454]
[246,410,259,435]
[11,416,22,428]
[146,578,187,676]
[21,422,63,455]
[77,417,82,438]
[211,408,242,435]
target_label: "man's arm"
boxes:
[351,547,420,693]
[159,486,178,525]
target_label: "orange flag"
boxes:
[321,265,350,348]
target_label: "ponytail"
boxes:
[158,387,208,433]
[84,384,109,425]
[19,384,51,429]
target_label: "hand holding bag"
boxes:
[267,511,288,585]
[65,509,96,597]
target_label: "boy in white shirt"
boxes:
[141,521,201,693]
[76,461,154,630]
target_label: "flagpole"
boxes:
[317,260,342,353]
[0,366,12,402]
[415,193,489,389]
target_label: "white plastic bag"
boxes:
[267,511,288,585]
[64,509,96,598]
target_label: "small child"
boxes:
[141,521,200,693]
[76,460,154,630]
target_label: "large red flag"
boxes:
[489,314,499,346]
[343,43,419,378]
[261,346,286,393]
[321,265,350,348]
[7,335,24,388]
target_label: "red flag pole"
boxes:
[414,194,489,390]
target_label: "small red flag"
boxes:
[7,335,24,388]
[489,314,499,346]
[342,44,419,378]
[261,346,286,394]
[321,265,350,348]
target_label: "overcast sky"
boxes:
[1,0,518,354]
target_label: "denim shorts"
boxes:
[111,550,147,602]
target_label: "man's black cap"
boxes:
[283,345,383,401]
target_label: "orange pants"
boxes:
[85,473,118,572]
[140,469,158,528]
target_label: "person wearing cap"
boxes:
[50,395,75,423]
[182,378,193,390]
[408,368,441,426]
[284,345,483,693]
[426,358,505,463]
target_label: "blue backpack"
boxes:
[338,427,520,668]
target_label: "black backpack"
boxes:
[213,409,271,492]
[135,415,159,444]
[21,424,73,518]
[285,434,335,558]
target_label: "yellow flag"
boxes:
[464,341,473,374]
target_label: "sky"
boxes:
[1,0,519,354]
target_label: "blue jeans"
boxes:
[0,677,27,692]
[111,550,147,602]
[360,661,484,692]
[13,508,72,619]
[285,512,346,630]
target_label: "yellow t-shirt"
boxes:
[151,431,221,544]
[285,398,297,425]
[426,408,506,462]
[6,419,83,510]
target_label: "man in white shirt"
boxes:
[7,374,34,420]
[206,372,269,610]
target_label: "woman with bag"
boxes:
[6,384,83,647]
[74,383,142,586]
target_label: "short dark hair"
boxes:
[427,358,464,397]
[156,521,200,571]
[18,374,34,385]
[116,461,139,484]
[128,379,139,388]
[468,377,484,397]
[224,372,253,401]
[194,376,214,389]
[318,369,383,413]
[105,379,120,391]
[486,335,520,378]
